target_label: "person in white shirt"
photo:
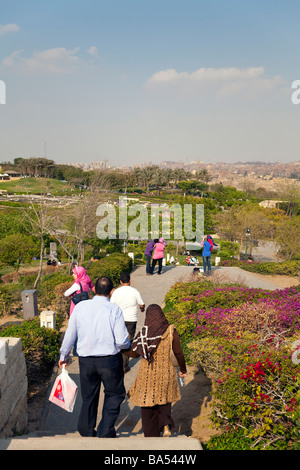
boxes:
[110,272,145,373]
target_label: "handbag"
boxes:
[71,282,89,305]
[169,325,179,367]
[49,365,78,412]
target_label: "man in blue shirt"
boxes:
[59,276,131,438]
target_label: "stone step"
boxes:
[0,433,202,451]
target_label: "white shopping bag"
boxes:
[49,364,78,412]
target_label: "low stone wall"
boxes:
[0,337,28,438]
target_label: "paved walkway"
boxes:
[0,263,289,450]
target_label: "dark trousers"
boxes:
[123,321,136,371]
[151,258,162,274]
[202,256,211,273]
[141,403,174,437]
[78,353,125,438]
[145,255,152,274]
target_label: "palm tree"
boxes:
[140,165,159,193]
[194,169,211,183]
[173,168,189,186]
[161,168,174,189]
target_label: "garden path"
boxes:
[1,263,293,449]
[38,264,283,436]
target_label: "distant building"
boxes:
[259,200,284,208]
[5,170,21,178]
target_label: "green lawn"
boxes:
[0,177,74,195]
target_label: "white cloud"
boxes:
[2,47,81,74]
[0,24,19,35]
[147,66,265,85]
[87,46,99,57]
[145,66,285,99]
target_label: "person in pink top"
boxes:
[64,265,95,317]
[150,238,165,275]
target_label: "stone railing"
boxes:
[0,337,28,438]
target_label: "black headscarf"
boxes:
[131,304,170,363]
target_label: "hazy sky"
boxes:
[1,0,300,167]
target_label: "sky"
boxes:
[0,0,300,167]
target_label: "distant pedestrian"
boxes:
[59,276,131,438]
[64,265,95,317]
[110,272,145,373]
[144,239,155,275]
[202,237,212,275]
[125,304,187,437]
[150,238,165,275]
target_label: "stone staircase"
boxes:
[0,432,202,450]
[0,266,204,452]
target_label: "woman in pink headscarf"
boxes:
[64,265,95,317]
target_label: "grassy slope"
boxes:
[0,177,73,194]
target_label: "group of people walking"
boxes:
[60,265,187,439]
[144,238,166,275]
[145,235,218,276]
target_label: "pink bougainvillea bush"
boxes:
[164,279,300,449]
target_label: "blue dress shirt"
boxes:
[60,295,131,362]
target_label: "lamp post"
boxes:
[245,227,251,260]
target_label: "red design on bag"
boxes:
[53,379,65,402]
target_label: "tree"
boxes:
[194,169,211,183]
[140,166,159,193]
[64,193,99,264]
[277,181,300,216]
[214,204,274,256]
[22,202,56,288]
[178,180,208,196]
[275,217,300,260]
[173,168,191,186]
[0,233,37,270]
[159,168,175,190]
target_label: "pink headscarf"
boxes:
[69,266,94,316]
[73,265,90,283]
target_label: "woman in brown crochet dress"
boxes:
[125,304,187,437]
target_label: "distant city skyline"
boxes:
[1,1,300,166]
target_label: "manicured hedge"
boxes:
[84,253,133,286]
[0,317,61,388]
[220,259,300,276]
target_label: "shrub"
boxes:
[219,259,300,277]
[163,277,300,449]
[211,343,300,449]
[0,318,61,389]
[37,272,71,308]
[84,253,133,286]
[219,240,239,260]
[205,429,252,450]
